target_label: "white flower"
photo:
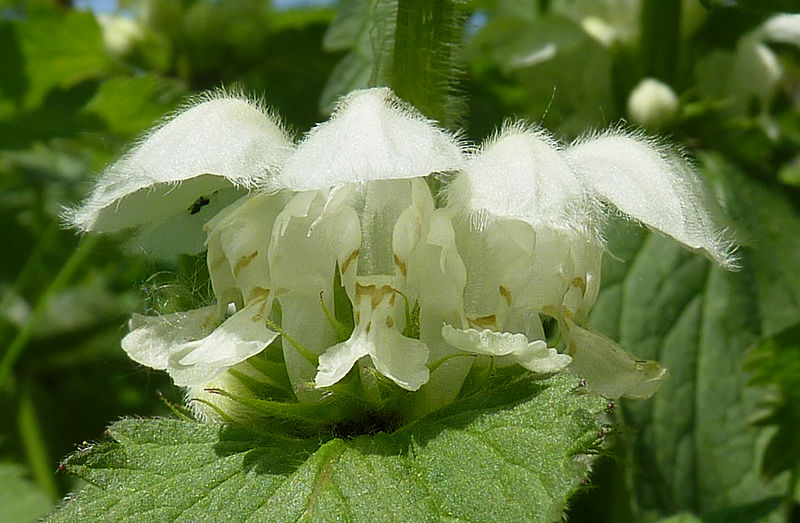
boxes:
[627,78,679,129]
[267,88,464,392]
[65,93,292,257]
[443,123,734,398]
[70,86,735,417]
[96,14,143,57]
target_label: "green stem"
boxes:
[786,463,800,520]
[389,0,464,127]
[0,234,99,388]
[18,380,59,501]
[0,221,60,343]
[639,0,681,83]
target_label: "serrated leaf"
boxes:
[588,152,800,520]
[0,463,53,522]
[49,373,606,522]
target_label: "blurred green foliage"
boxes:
[1,0,799,521]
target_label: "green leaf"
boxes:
[744,323,800,480]
[319,0,397,113]
[588,152,800,520]
[468,13,615,134]
[15,10,111,109]
[0,463,53,522]
[82,75,186,138]
[49,373,607,521]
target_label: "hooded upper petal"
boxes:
[273,88,464,191]
[564,131,737,269]
[66,95,293,255]
[446,124,597,238]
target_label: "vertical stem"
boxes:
[639,0,681,83]
[390,0,463,127]
[18,381,59,501]
[0,234,99,388]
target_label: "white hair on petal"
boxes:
[63,89,294,236]
[566,126,738,269]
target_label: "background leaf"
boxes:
[586,152,800,520]
[0,463,53,522]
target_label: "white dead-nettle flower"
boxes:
[627,78,679,129]
[71,87,735,418]
[65,93,293,257]
[96,14,144,57]
[268,88,465,394]
[444,123,735,398]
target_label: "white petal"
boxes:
[278,290,338,402]
[269,191,337,292]
[408,209,471,412]
[315,338,369,388]
[371,327,430,391]
[565,131,737,268]
[205,191,289,302]
[274,87,464,191]
[66,95,292,252]
[565,319,667,398]
[446,124,596,237]
[441,324,528,357]
[168,300,279,387]
[511,340,571,377]
[121,305,218,370]
[759,14,800,46]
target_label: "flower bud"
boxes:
[627,78,679,129]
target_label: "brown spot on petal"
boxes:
[394,254,407,278]
[247,286,271,303]
[386,316,394,328]
[469,314,497,329]
[499,285,512,306]
[571,277,586,296]
[341,249,359,274]
[234,251,259,277]
[365,321,372,334]
[355,282,398,309]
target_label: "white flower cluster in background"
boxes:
[68,88,736,417]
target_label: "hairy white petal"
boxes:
[121,305,218,370]
[168,300,279,387]
[66,96,292,253]
[565,319,667,398]
[565,131,737,268]
[447,124,596,237]
[274,88,464,191]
